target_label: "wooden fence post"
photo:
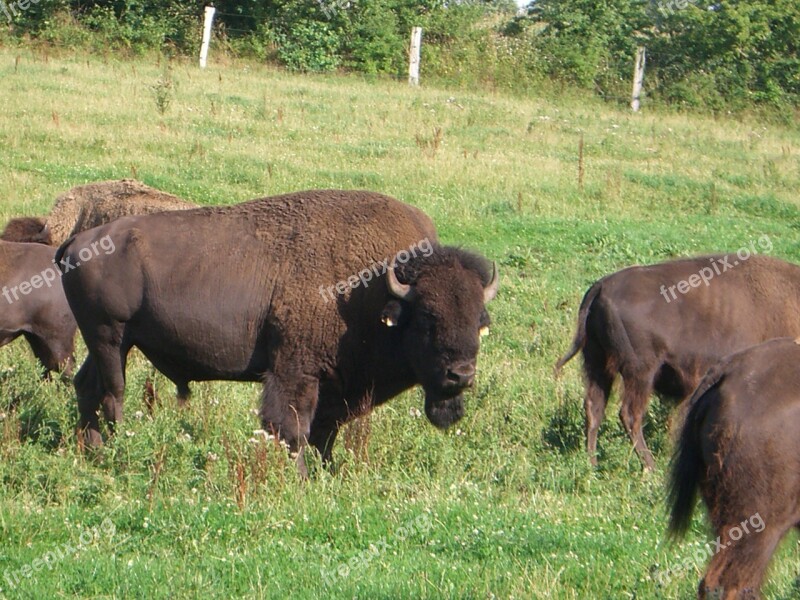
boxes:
[631,46,646,111]
[408,27,422,86]
[199,6,216,69]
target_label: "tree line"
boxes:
[2,0,798,111]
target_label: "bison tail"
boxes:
[554,280,603,377]
[54,234,78,274]
[666,368,724,539]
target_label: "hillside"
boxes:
[0,48,799,598]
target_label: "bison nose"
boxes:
[446,362,476,388]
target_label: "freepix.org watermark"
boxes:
[318,238,434,303]
[0,0,39,23]
[2,235,115,305]
[2,517,116,593]
[655,512,765,587]
[659,235,772,304]
[321,512,433,586]
[655,0,701,18]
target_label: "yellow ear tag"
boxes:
[382,315,397,327]
[479,326,489,337]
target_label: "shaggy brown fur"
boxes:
[45,179,196,245]
[0,217,51,245]
[0,180,195,246]
[57,189,498,476]
[668,337,800,599]
[555,254,800,470]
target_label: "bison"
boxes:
[0,241,76,375]
[1,179,196,246]
[0,217,51,245]
[555,249,800,469]
[668,337,800,599]
[57,190,498,475]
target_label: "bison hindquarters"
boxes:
[668,338,800,599]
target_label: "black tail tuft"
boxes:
[54,235,78,274]
[666,372,723,539]
[554,280,603,377]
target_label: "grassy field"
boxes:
[0,46,799,599]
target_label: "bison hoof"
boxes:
[78,427,104,449]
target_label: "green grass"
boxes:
[0,47,799,599]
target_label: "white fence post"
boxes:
[199,6,216,69]
[631,46,646,111]
[408,27,422,86]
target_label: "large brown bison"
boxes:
[554,248,800,469]
[57,190,498,475]
[668,337,800,599]
[0,241,77,375]
[1,179,196,246]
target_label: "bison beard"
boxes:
[424,393,464,429]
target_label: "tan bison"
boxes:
[1,179,196,246]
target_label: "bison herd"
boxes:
[1,179,797,597]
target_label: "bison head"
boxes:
[0,217,52,245]
[382,246,498,429]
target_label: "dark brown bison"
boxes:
[57,190,498,475]
[554,249,800,469]
[0,217,51,244]
[0,241,76,375]
[668,337,800,599]
[1,179,196,246]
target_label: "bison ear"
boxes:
[380,300,405,328]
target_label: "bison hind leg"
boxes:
[74,356,105,447]
[582,339,615,467]
[176,381,191,408]
[699,522,784,600]
[77,328,131,445]
[618,370,657,470]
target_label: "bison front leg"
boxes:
[309,414,342,468]
[259,372,319,478]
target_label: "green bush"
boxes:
[342,0,405,75]
[276,19,341,72]
[82,6,171,54]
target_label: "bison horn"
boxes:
[483,262,499,303]
[387,265,416,301]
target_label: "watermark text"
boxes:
[659,235,772,304]
[2,235,115,305]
